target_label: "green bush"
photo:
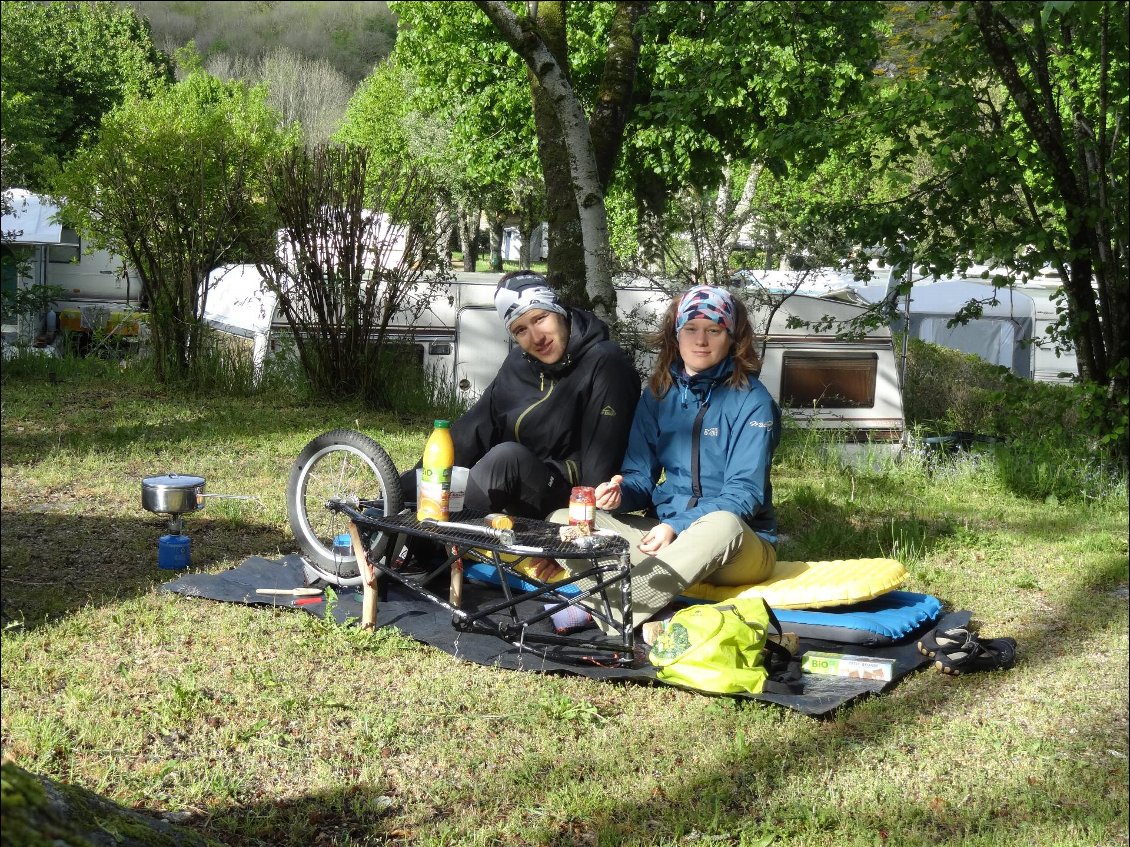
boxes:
[904,337,1082,442]
[901,337,1127,500]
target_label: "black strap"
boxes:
[762,601,803,693]
[686,401,710,509]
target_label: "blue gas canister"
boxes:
[158,534,191,570]
[333,533,352,563]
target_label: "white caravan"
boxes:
[207,267,906,451]
[1,189,143,346]
[850,269,1079,383]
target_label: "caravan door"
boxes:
[454,305,511,397]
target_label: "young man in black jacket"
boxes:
[401,270,641,518]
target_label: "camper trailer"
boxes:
[215,268,517,397]
[615,279,905,449]
[851,269,1079,383]
[1,189,143,348]
[207,267,906,452]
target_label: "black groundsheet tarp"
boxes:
[160,555,971,717]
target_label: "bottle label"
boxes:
[568,486,596,527]
[417,481,450,521]
[420,465,452,485]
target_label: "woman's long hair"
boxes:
[647,290,761,397]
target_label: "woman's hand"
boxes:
[594,474,623,510]
[638,523,676,555]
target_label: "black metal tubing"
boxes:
[329,503,639,667]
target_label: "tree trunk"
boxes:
[525,1,588,304]
[589,2,647,189]
[634,167,668,275]
[1,761,223,847]
[487,209,506,272]
[476,0,636,324]
[458,204,479,272]
[434,198,454,267]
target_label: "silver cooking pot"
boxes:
[141,474,206,515]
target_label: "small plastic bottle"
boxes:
[417,420,455,522]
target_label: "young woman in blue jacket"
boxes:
[546,285,780,630]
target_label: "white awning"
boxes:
[1,188,64,245]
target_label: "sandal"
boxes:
[933,635,1017,676]
[917,626,975,659]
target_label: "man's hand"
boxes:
[594,474,623,510]
[638,523,676,555]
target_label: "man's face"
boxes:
[510,309,569,365]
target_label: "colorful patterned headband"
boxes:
[675,286,735,334]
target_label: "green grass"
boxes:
[1,360,1127,847]
[451,253,548,275]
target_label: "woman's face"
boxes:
[677,318,732,374]
[510,309,569,364]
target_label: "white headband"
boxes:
[494,283,567,329]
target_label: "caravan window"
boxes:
[48,228,81,264]
[780,352,877,409]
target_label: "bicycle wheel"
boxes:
[286,429,403,586]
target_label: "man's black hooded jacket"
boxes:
[450,307,641,497]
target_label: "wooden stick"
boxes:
[449,548,463,608]
[255,587,323,596]
[348,520,377,630]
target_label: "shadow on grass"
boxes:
[0,508,295,628]
[136,556,1127,847]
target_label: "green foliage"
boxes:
[336,59,418,168]
[0,281,65,323]
[1077,357,1130,459]
[604,183,640,270]
[902,337,1128,498]
[55,68,294,382]
[388,2,540,191]
[631,1,886,188]
[0,1,173,191]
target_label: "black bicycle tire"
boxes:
[286,429,403,586]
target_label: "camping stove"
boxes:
[141,474,206,570]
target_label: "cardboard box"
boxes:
[58,308,85,332]
[800,650,895,682]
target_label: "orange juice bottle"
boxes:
[417,420,454,521]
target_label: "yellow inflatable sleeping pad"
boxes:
[680,557,907,609]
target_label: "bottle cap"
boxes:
[433,420,450,428]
